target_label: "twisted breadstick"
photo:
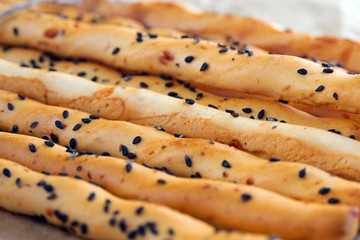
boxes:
[80,0,360,73]
[0,158,271,240]
[0,45,359,139]
[3,132,359,239]
[1,61,360,180]
[3,84,360,215]
[0,12,358,114]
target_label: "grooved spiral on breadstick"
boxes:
[80,0,360,73]
[0,12,358,114]
[3,79,360,213]
[0,46,359,140]
[2,132,359,239]
[1,61,360,180]
[0,158,271,240]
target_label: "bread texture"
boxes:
[80,0,360,73]
[0,158,272,240]
[0,12,358,114]
[0,45,359,140]
[3,132,360,239]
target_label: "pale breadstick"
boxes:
[80,0,360,73]
[0,12,358,114]
[0,45,359,140]
[3,84,360,215]
[1,61,360,180]
[3,132,360,239]
[0,158,271,240]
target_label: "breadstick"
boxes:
[4,132,360,239]
[1,61,360,180]
[80,0,360,73]
[0,12,358,114]
[3,87,360,215]
[0,158,272,240]
[0,45,359,140]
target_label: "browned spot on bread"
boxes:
[229,139,243,150]
[44,28,58,38]
[246,178,254,185]
[158,50,174,65]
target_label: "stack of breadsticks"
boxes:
[0,1,360,239]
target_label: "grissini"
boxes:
[5,89,360,209]
[1,62,360,180]
[80,0,360,73]
[0,45,359,140]
[0,12,358,114]
[0,158,270,240]
[2,132,359,239]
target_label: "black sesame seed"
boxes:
[120,145,129,156]
[322,63,330,68]
[258,109,265,119]
[157,179,167,184]
[266,117,278,122]
[91,76,98,82]
[44,184,54,192]
[81,118,91,124]
[50,133,58,143]
[242,108,252,113]
[297,68,307,75]
[200,62,208,71]
[222,160,231,168]
[217,43,226,48]
[132,136,142,144]
[231,112,240,118]
[62,110,69,119]
[30,121,39,128]
[333,92,338,100]
[225,109,235,114]
[54,210,68,224]
[89,115,100,119]
[323,68,334,73]
[148,33,158,38]
[125,163,132,173]
[319,187,331,195]
[112,47,120,55]
[196,93,203,100]
[73,123,82,131]
[185,56,194,63]
[77,72,86,77]
[169,228,174,235]
[18,94,26,100]
[208,104,218,109]
[238,49,246,54]
[118,219,127,232]
[69,138,76,149]
[127,153,136,159]
[88,192,96,201]
[55,120,64,129]
[16,178,21,188]
[278,99,289,104]
[128,231,137,239]
[156,126,165,131]
[241,194,252,202]
[58,173,68,176]
[101,152,110,156]
[185,155,192,167]
[11,125,18,133]
[3,45,11,52]
[13,27,18,36]
[29,143,37,153]
[168,92,178,97]
[135,206,144,215]
[247,51,254,56]
[298,168,306,178]
[219,47,228,53]
[349,135,356,140]
[109,218,116,226]
[81,224,88,234]
[269,158,281,162]
[44,141,55,147]
[328,198,339,204]
[7,103,14,111]
[140,82,148,88]
[185,98,195,105]
[315,85,325,92]
[3,168,11,177]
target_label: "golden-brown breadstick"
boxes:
[80,0,360,73]
[0,158,271,240]
[1,61,360,180]
[0,45,359,140]
[3,132,360,239]
[0,12,358,114]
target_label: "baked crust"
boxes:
[81,0,360,73]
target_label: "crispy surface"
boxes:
[3,89,360,213]
[81,0,360,73]
[0,158,265,240]
[2,132,358,239]
[0,13,358,114]
[0,45,359,140]
[1,61,360,181]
